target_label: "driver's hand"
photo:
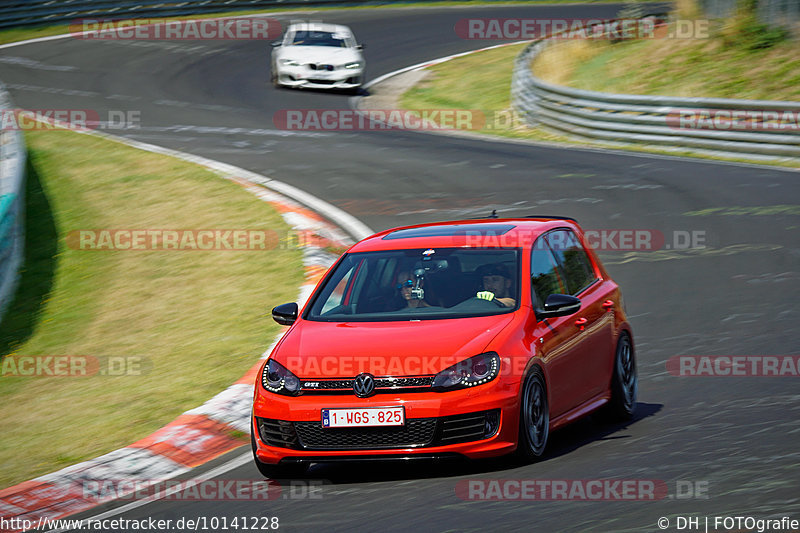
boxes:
[496,297,516,307]
[476,291,496,301]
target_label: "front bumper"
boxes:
[252,386,519,464]
[276,65,363,89]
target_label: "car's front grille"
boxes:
[376,377,434,388]
[256,409,499,452]
[294,419,437,450]
[307,79,336,85]
[301,376,434,395]
[439,411,494,445]
[257,418,299,449]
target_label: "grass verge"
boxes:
[536,28,800,101]
[0,129,303,487]
[401,43,570,143]
[400,39,800,169]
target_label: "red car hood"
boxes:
[274,315,515,379]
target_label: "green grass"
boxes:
[400,36,800,169]
[402,43,570,143]
[536,22,800,101]
[0,129,304,487]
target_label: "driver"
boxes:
[476,263,516,308]
[395,270,430,309]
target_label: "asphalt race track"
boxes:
[2,4,799,532]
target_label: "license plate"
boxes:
[321,407,405,428]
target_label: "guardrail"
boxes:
[0,83,26,325]
[511,35,800,159]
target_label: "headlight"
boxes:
[262,359,302,396]
[279,59,300,67]
[344,61,362,70]
[432,353,500,391]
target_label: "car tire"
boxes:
[270,67,281,89]
[251,421,307,479]
[603,332,638,421]
[516,367,549,461]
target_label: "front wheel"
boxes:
[270,67,281,88]
[516,368,549,461]
[604,332,638,421]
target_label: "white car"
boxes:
[271,23,365,92]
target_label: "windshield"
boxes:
[290,30,350,48]
[307,248,520,321]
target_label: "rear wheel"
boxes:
[604,332,637,421]
[516,368,549,461]
[251,420,307,478]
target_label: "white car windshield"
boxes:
[290,30,349,48]
[307,248,520,322]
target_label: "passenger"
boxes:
[476,263,516,308]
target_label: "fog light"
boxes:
[483,409,500,438]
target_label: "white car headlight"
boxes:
[344,61,363,70]
[279,59,300,67]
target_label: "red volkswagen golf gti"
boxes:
[251,217,637,476]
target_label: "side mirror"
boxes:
[272,302,298,325]
[538,294,581,319]
[356,43,365,50]
[271,41,282,47]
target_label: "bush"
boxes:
[718,0,790,50]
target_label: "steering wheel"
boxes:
[470,294,507,308]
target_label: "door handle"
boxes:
[574,317,588,330]
[602,300,614,310]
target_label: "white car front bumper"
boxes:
[276,64,363,89]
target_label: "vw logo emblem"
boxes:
[353,373,375,398]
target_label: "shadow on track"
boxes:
[288,402,662,484]
[273,85,366,97]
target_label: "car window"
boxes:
[320,262,356,314]
[545,230,597,295]
[307,248,520,321]
[290,30,348,48]
[530,237,566,309]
